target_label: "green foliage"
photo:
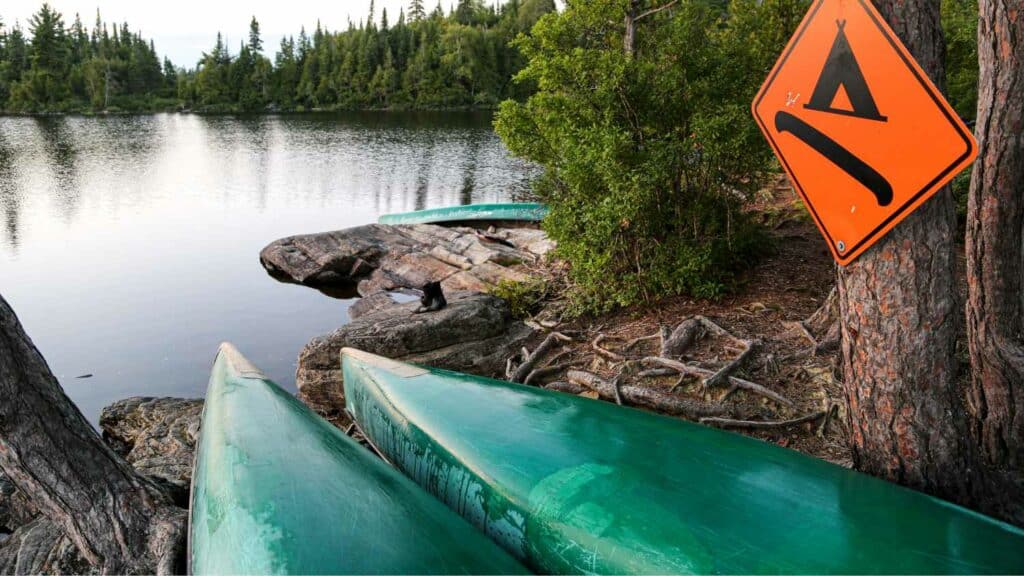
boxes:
[0,1,554,113]
[490,277,549,318]
[0,5,172,112]
[495,0,800,314]
[941,0,978,120]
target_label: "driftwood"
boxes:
[0,294,186,575]
[567,370,726,418]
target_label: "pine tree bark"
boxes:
[965,0,1024,525]
[0,294,186,574]
[836,0,976,505]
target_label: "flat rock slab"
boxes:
[260,223,553,297]
[298,291,535,428]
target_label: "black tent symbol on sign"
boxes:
[804,20,887,122]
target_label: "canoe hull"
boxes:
[378,203,548,226]
[342,347,1024,575]
[189,343,526,575]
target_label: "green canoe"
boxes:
[341,348,1024,575]
[189,343,528,575]
[378,202,548,226]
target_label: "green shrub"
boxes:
[495,0,802,314]
[490,277,549,319]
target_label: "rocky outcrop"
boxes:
[99,397,203,503]
[260,224,553,297]
[297,291,534,428]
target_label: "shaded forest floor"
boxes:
[524,180,853,466]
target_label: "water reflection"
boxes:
[0,112,539,424]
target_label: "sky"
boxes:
[0,0,460,68]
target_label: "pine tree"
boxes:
[249,17,263,54]
[410,0,427,21]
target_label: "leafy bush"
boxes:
[496,0,804,314]
[490,277,549,319]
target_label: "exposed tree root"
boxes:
[567,370,726,418]
[789,287,839,356]
[643,356,794,407]
[592,333,626,362]
[509,332,571,383]
[703,338,761,389]
[544,381,586,394]
[700,408,831,430]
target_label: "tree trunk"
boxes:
[0,294,186,574]
[624,0,639,55]
[836,0,976,505]
[965,0,1024,525]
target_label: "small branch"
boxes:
[700,410,828,430]
[612,374,624,406]
[636,0,679,21]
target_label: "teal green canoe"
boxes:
[189,343,528,575]
[341,347,1024,575]
[378,202,548,226]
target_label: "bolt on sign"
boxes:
[752,0,977,265]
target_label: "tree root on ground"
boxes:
[508,332,572,383]
[567,370,726,418]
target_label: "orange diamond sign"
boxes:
[752,0,977,265]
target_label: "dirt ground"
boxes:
[526,179,853,467]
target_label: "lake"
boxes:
[0,112,538,424]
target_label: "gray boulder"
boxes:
[260,223,552,297]
[297,291,534,428]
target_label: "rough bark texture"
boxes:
[836,0,975,504]
[0,294,186,574]
[965,0,1024,525]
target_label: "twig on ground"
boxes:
[699,410,828,430]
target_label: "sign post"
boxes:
[752,0,977,265]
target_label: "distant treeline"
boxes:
[0,0,556,113]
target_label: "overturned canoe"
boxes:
[189,343,528,575]
[342,347,1024,575]
[378,202,548,226]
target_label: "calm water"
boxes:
[0,112,538,424]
